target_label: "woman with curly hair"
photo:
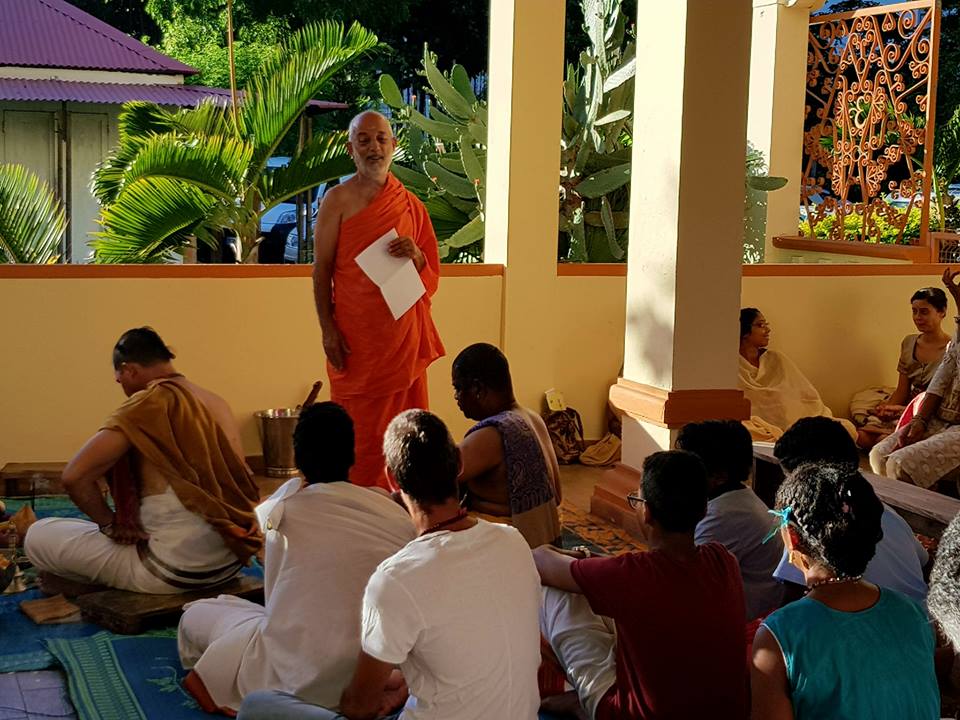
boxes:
[750,463,938,719]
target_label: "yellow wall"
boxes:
[0,274,502,465]
[741,270,950,422]
[3,267,943,466]
[553,275,626,438]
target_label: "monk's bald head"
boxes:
[347,110,396,180]
[348,111,393,140]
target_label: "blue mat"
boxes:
[0,494,263,673]
[49,632,566,720]
[3,494,90,520]
[0,589,100,672]
[1,497,97,671]
[47,631,205,720]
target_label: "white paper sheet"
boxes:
[355,228,426,320]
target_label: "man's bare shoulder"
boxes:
[324,177,366,204]
[319,182,349,210]
[519,407,549,433]
[177,379,234,420]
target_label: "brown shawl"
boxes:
[102,378,262,563]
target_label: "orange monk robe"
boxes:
[329,173,445,490]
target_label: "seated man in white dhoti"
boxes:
[25,327,262,594]
[177,402,416,714]
[871,269,960,490]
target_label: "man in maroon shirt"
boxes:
[533,450,748,720]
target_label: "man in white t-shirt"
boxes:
[772,417,928,605]
[676,419,785,620]
[238,409,542,720]
[178,402,416,713]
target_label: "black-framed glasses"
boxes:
[626,492,645,510]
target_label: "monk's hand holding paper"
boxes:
[322,323,351,371]
[388,235,425,272]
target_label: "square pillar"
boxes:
[485,0,566,411]
[747,0,826,261]
[594,0,754,529]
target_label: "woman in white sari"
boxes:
[738,308,856,441]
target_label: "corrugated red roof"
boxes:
[0,0,197,75]
[0,77,349,110]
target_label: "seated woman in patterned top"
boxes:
[854,287,949,449]
[870,270,960,490]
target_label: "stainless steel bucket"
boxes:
[255,408,300,477]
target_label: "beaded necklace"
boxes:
[419,509,469,537]
[807,574,864,590]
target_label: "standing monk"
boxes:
[313,111,444,490]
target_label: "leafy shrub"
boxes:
[799,206,935,244]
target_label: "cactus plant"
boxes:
[380,47,486,262]
[382,0,635,263]
[559,0,635,262]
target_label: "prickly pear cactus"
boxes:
[380,47,486,263]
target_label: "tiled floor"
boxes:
[0,670,76,720]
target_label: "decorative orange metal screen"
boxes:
[800,0,940,247]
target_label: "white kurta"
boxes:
[177,479,415,710]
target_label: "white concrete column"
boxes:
[484,0,565,411]
[747,0,826,262]
[613,0,754,467]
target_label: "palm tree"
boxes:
[92,21,377,263]
[0,163,66,263]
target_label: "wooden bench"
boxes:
[75,574,264,634]
[1,462,66,497]
[753,444,960,539]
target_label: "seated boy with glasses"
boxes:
[533,450,748,720]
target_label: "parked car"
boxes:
[259,157,323,235]
[283,174,354,263]
[284,209,318,262]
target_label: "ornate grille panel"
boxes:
[800,1,940,247]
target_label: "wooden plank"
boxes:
[1,463,65,496]
[753,445,960,536]
[76,575,264,635]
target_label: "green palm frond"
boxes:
[93,177,218,263]
[94,102,180,205]
[120,133,253,201]
[258,131,352,208]
[93,143,143,206]
[243,21,378,172]
[117,102,179,140]
[0,164,66,263]
[253,21,377,91]
[90,21,376,263]
[169,100,237,139]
